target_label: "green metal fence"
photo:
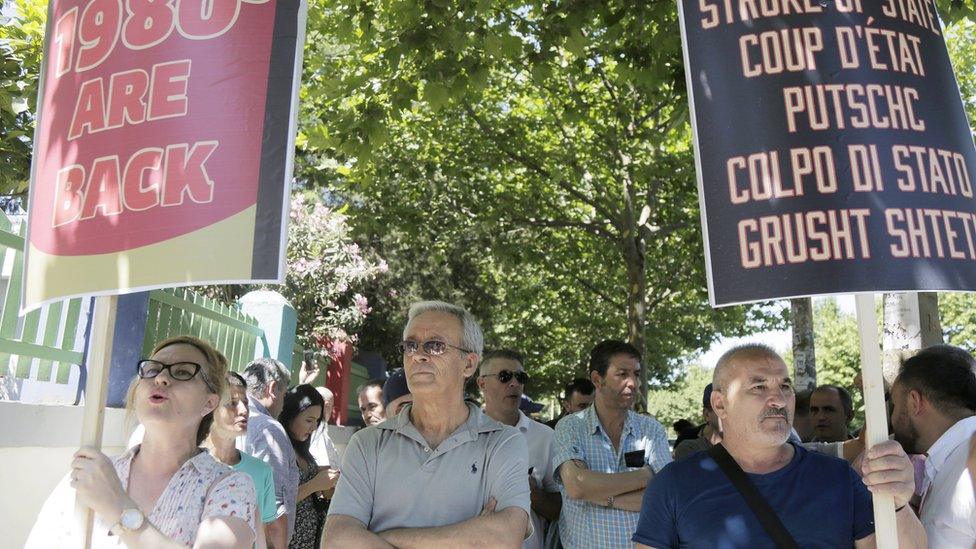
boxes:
[142,288,270,372]
[0,214,87,390]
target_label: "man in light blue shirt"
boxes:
[553,340,671,549]
[242,357,298,549]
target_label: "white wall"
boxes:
[0,401,132,548]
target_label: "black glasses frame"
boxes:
[481,369,530,385]
[137,359,203,381]
[396,340,473,356]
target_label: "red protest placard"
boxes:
[23,0,306,310]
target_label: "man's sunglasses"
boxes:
[481,370,530,385]
[396,340,473,356]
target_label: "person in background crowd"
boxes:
[357,378,387,426]
[890,344,976,548]
[242,358,298,548]
[671,419,697,446]
[323,300,531,547]
[633,343,926,548]
[27,335,257,547]
[479,349,561,549]
[309,387,340,470]
[382,367,413,417]
[546,378,595,429]
[520,394,545,419]
[210,372,278,548]
[553,340,672,549]
[810,384,855,443]
[792,389,814,442]
[673,384,721,460]
[280,384,338,549]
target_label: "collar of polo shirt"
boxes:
[378,402,506,440]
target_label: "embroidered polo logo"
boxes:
[471,463,478,473]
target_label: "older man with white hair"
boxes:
[310,386,340,470]
[243,357,297,549]
[323,300,532,548]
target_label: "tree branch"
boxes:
[462,104,619,224]
[510,216,614,239]
[571,273,626,310]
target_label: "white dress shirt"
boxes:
[517,411,560,549]
[920,415,976,549]
[310,422,340,469]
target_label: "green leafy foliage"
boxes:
[940,293,976,352]
[946,19,976,133]
[302,0,787,395]
[197,193,387,349]
[282,193,388,345]
[0,0,46,196]
[645,364,712,437]
[811,300,863,416]
[939,0,976,23]
[939,19,976,355]
[785,299,865,427]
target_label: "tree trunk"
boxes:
[918,292,943,348]
[882,292,943,386]
[621,231,648,411]
[791,298,816,392]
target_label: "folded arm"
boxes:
[558,459,651,501]
[321,515,394,549]
[377,506,529,549]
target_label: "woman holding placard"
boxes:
[25,335,258,548]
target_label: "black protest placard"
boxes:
[679,0,976,306]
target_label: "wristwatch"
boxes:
[111,508,145,535]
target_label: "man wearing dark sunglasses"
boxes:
[478,349,562,549]
[324,301,532,548]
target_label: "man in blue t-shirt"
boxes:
[633,344,926,549]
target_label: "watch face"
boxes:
[121,508,144,530]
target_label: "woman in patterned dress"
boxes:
[26,335,258,548]
[280,384,340,549]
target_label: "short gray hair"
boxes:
[242,357,291,397]
[404,300,484,359]
[713,343,783,392]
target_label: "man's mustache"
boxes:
[761,408,788,419]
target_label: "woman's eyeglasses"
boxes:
[481,370,530,385]
[137,359,202,381]
[396,340,472,356]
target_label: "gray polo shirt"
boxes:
[242,397,299,540]
[328,402,532,535]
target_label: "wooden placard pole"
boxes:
[854,293,898,549]
[73,295,118,549]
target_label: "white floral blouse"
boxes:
[26,445,257,547]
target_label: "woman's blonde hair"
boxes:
[125,335,229,445]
